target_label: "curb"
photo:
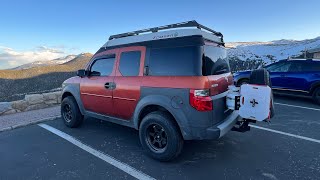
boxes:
[0,115,61,133]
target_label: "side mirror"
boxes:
[77,69,87,77]
[89,71,101,76]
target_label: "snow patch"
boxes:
[226,36,320,65]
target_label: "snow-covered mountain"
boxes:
[226,36,320,65]
[11,55,77,70]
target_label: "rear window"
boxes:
[202,45,230,75]
[148,46,202,76]
[304,61,320,71]
[279,61,320,72]
[119,51,141,76]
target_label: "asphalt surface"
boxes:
[0,96,320,180]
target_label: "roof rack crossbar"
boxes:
[108,20,223,41]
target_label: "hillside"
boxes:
[0,53,92,102]
[227,36,320,71]
[0,53,92,79]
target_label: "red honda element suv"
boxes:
[61,21,240,161]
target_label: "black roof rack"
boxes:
[108,20,224,42]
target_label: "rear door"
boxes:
[202,43,233,125]
[286,61,309,92]
[80,54,117,116]
[113,46,146,120]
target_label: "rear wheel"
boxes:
[139,111,184,161]
[61,96,84,128]
[312,87,320,105]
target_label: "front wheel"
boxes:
[237,79,249,87]
[139,111,184,161]
[249,68,271,86]
[312,87,320,105]
[61,96,84,128]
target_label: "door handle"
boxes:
[104,82,116,90]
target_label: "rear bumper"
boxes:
[184,110,240,140]
[205,110,240,139]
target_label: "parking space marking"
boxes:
[38,124,155,180]
[274,102,320,111]
[249,124,320,144]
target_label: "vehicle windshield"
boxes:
[202,45,230,75]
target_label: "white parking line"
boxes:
[38,124,155,180]
[249,124,320,144]
[274,102,320,111]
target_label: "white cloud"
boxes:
[8,60,19,66]
[0,46,67,69]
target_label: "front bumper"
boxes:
[205,110,240,139]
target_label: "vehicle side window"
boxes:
[303,61,320,71]
[289,62,303,72]
[119,51,141,76]
[90,57,115,76]
[288,61,320,72]
[267,62,291,72]
[148,46,202,76]
[311,62,320,71]
[203,45,230,75]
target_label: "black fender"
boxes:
[132,95,191,139]
[62,84,86,115]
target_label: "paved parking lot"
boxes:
[1,96,320,180]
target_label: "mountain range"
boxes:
[11,55,77,70]
[1,36,320,102]
[9,36,320,71]
[226,36,320,64]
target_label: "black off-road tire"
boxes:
[61,96,84,128]
[249,68,271,86]
[139,111,184,162]
[312,87,320,105]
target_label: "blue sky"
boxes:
[0,0,320,69]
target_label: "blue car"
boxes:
[233,59,320,104]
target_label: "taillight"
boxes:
[189,89,213,111]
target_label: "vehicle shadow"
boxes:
[274,93,319,107]
[76,117,241,164]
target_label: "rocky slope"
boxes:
[0,53,92,102]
